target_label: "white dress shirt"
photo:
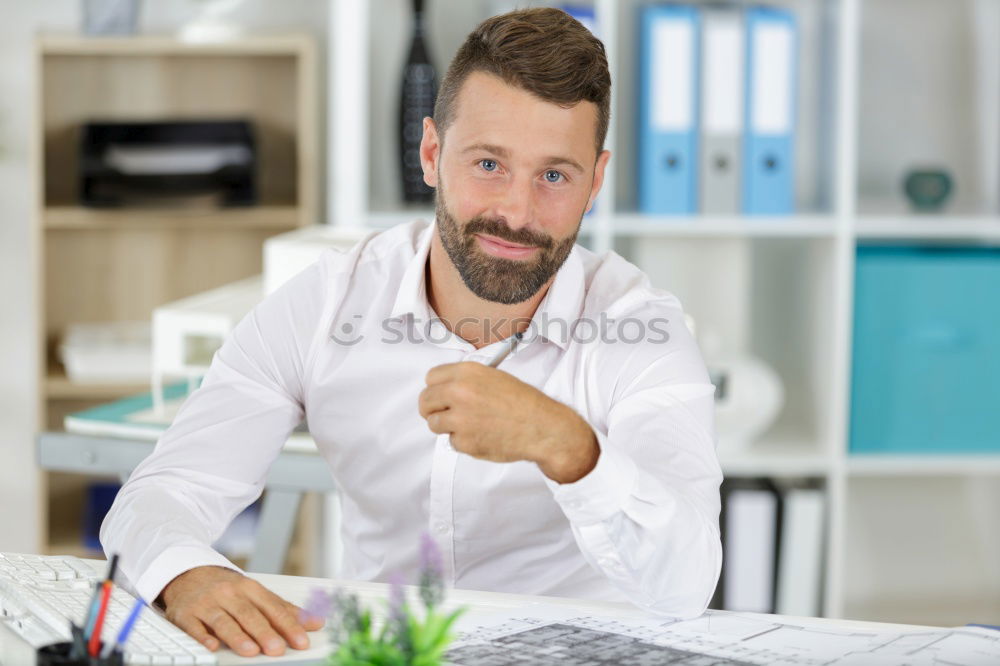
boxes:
[101,218,723,618]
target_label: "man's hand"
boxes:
[159,566,325,657]
[419,361,600,483]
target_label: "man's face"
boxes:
[421,71,610,305]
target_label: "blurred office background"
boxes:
[1,0,998,628]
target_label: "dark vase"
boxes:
[398,0,438,204]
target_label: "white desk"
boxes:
[228,571,940,665]
[0,558,966,666]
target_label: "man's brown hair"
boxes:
[433,7,611,156]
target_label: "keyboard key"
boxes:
[65,558,97,580]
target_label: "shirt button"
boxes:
[567,499,583,511]
[434,521,450,535]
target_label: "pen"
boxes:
[87,554,119,657]
[486,331,523,368]
[101,598,146,659]
[80,581,102,649]
[68,621,86,660]
[87,581,113,657]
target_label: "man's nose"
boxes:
[493,174,535,231]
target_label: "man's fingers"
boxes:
[244,586,311,650]
[418,385,452,418]
[290,601,326,632]
[425,362,459,387]
[201,608,260,657]
[426,410,458,435]
[225,596,287,656]
[171,615,219,652]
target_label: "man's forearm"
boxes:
[534,402,601,484]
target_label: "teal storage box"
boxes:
[850,245,1000,454]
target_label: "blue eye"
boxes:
[479,159,498,172]
[544,170,564,183]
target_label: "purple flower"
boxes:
[388,572,406,624]
[419,532,443,579]
[300,587,333,624]
[387,571,412,655]
[419,532,444,609]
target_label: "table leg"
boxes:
[247,489,302,574]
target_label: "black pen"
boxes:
[68,622,86,659]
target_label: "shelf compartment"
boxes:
[843,475,1000,626]
[856,0,1000,217]
[610,0,842,216]
[622,236,840,464]
[39,35,316,223]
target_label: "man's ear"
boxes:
[585,149,612,213]
[420,117,441,188]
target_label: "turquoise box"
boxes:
[850,245,1000,454]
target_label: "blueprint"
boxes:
[446,607,1000,666]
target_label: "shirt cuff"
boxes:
[132,545,244,605]
[547,430,638,525]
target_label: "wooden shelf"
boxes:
[367,209,436,229]
[847,454,1000,476]
[44,205,303,231]
[854,215,1000,242]
[45,367,148,401]
[38,32,314,56]
[612,213,840,238]
[719,434,832,478]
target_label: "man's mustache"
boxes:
[464,217,554,251]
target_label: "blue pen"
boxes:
[81,581,103,641]
[101,598,146,659]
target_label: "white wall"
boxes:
[0,0,328,553]
[0,0,74,554]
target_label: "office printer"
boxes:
[79,119,257,207]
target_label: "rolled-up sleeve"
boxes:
[549,298,723,618]
[100,256,332,603]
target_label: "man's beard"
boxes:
[434,187,579,305]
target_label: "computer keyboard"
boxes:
[0,552,216,665]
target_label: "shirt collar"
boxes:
[389,218,585,350]
[389,219,436,322]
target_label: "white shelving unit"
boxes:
[326,0,1000,625]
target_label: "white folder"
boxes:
[724,486,778,613]
[775,487,826,616]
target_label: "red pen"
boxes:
[87,554,119,657]
[87,581,113,657]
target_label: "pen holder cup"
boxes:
[37,641,124,666]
